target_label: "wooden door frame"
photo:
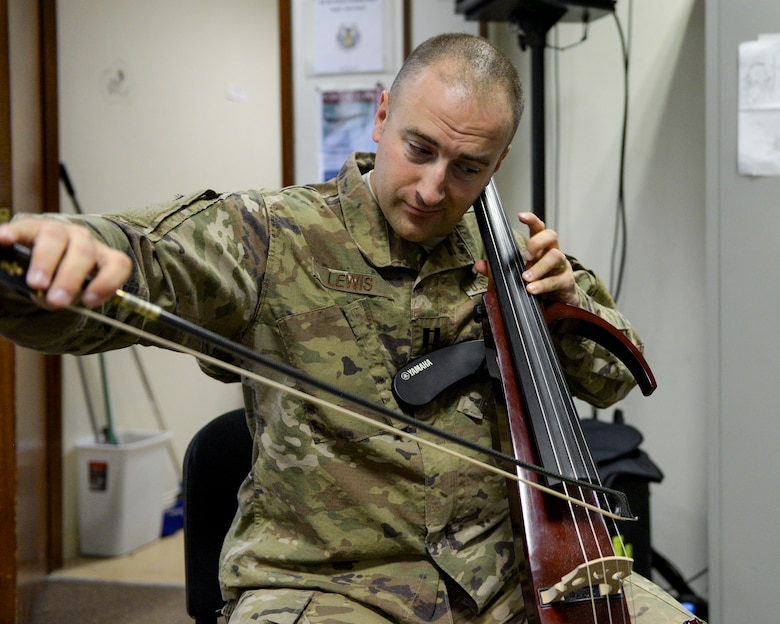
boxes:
[41,0,63,573]
[0,0,18,615]
[0,0,62,619]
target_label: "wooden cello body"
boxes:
[474,182,657,624]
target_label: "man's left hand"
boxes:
[473,212,579,306]
[517,212,578,306]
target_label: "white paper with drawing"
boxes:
[739,37,780,176]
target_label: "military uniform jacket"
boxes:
[0,153,642,623]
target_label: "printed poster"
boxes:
[319,87,380,181]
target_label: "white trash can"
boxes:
[76,430,173,557]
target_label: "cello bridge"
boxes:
[539,556,632,605]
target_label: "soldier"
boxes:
[0,33,702,623]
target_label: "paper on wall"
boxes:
[311,0,385,75]
[738,37,780,176]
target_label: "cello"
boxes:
[474,180,656,623]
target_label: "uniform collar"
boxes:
[337,152,484,273]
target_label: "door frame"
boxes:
[0,0,62,620]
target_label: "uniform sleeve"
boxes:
[553,255,645,408]
[0,190,271,381]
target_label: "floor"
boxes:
[50,530,186,586]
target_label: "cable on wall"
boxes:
[549,20,591,232]
[513,3,632,302]
[609,1,632,302]
[547,3,633,303]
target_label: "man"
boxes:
[0,34,702,623]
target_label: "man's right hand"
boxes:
[0,217,132,308]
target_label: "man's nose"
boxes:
[417,163,447,207]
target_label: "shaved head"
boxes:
[390,33,524,147]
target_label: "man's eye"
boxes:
[456,163,480,178]
[408,143,431,157]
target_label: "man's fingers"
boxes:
[0,218,132,308]
[522,247,567,281]
[518,211,544,235]
[82,247,132,307]
[44,225,102,307]
[0,219,66,291]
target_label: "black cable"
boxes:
[552,27,561,233]
[685,567,709,585]
[521,7,631,301]
[609,3,632,302]
[548,21,590,52]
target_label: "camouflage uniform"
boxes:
[0,153,702,623]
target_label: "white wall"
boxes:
[57,0,280,560]
[410,0,480,44]
[57,0,709,601]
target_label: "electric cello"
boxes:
[474,180,656,623]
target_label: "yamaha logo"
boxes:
[400,358,433,382]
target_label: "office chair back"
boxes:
[183,408,252,624]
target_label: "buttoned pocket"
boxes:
[277,301,399,442]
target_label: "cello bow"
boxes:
[474,181,656,624]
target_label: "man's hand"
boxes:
[0,217,132,308]
[474,212,579,307]
[517,212,578,306]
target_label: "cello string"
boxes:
[491,236,620,624]
[509,276,615,590]
[507,233,629,621]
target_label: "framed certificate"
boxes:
[311,0,387,75]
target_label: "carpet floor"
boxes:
[28,578,196,624]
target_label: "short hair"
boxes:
[390,33,524,143]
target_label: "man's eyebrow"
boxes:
[403,127,493,167]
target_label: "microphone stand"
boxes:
[513,4,567,223]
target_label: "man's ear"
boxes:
[492,144,512,174]
[372,90,390,143]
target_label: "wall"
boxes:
[57,0,280,560]
[56,0,709,602]
[706,1,780,621]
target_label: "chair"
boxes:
[183,408,253,624]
